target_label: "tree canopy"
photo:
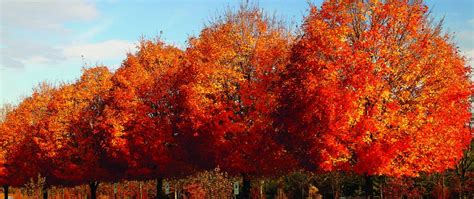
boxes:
[0,1,471,199]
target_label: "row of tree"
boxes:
[1,0,472,199]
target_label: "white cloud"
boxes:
[0,0,99,69]
[1,0,98,32]
[62,40,136,63]
[0,0,136,79]
[0,32,64,67]
[77,22,110,41]
[22,56,54,66]
[455,18,474,68]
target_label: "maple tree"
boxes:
[42,66,117,199]
[182,3,297,198]
[0,104,15,199]
[0,83,60,199]
[0,1,472,198]
[278,0,471,187]
[104,38,194,198]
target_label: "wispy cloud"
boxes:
[0,0,99,69]
[1,33,64,68]
[62,40,136,67]
[452,18,474,68]
[77,22,111,41]
[1,0,98,32]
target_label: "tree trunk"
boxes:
[332,172,340,199]
[139,182,143,199]
[156,178,164,199]
[89,181,99,199]
[3,185,8,199]
[364,175,374,199]
[380,182,383,199]
[43,187,48,199]
[240,174,251,199]
[113,183,117,199]
[441,175,445,199]
[459,179,463,199]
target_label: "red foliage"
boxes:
[182,3,297,177]
[42,67,119,185]
[105,39,193,180]
[0,0,471,192]
[278,0,472,176]
[0,83,58,187]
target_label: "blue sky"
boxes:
[1,0,473,105]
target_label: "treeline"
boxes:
[2,167,474,198]
[0,1,472,199]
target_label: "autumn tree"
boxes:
[1,1,472,198]
[0,103,15,199]
[42,67,117,199]
[105,39,194,198]
[278,0,471,197]
[182,3,297,198]
[0,83,59,199]
[0,104,14,122]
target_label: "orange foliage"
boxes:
[42,66,117,185]
[105,39,193,180]
[279,0,472,176]
[0,83,58,186]
[0,0,471,192]
[183,3,297,176]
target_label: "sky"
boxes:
[0,0,473,105]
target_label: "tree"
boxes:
[105,39,194,198]
[0,83,59,199]
[43,67,117,199]
[278,0,472,192]
[0,103,15,199]
[182,3,297,198]
[0,104,14,122]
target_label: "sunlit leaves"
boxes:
[280,0,471,177]
[0,0,471,189]
[183,3,297,176]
